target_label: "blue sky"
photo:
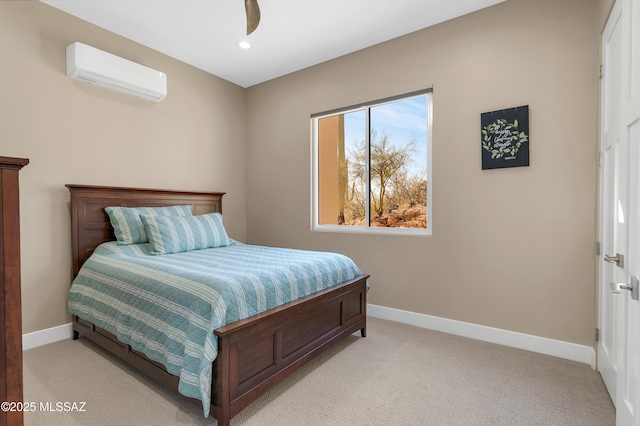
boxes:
[344,95,428,175]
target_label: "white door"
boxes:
[600,1,640,425]
[599,0,623,405]
[615,0,640,423]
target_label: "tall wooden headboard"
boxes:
[66,185,224,277]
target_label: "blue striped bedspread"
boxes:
[68,241,363,417]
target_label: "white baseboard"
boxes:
[367,304,596,369]
[24,308,597,370]
[23,323,73,351]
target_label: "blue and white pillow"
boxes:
[105,205,193,245]
[140,212,231,255]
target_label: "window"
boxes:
[312,89,432,235]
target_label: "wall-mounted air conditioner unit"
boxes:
[66,42,167,102]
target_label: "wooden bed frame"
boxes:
[66,184,368,425]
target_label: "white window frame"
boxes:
[311,89,433,236]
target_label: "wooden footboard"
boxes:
[212,274,367,424]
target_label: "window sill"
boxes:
[312,225,431,237]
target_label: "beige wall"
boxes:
[0,1,247,334]
[597,0,615,32]
[0,0,603,349]
[246,0,599,346]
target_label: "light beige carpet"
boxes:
[23,317,615,425]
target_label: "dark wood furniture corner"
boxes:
[0,156,29,426]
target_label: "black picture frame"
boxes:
[481,105,529,170]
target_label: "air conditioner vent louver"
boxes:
[66,42,167,102]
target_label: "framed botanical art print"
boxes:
[481,105,529,170]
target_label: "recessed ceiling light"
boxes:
[238,41,251,49]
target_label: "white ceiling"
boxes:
[42,0,505,88]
